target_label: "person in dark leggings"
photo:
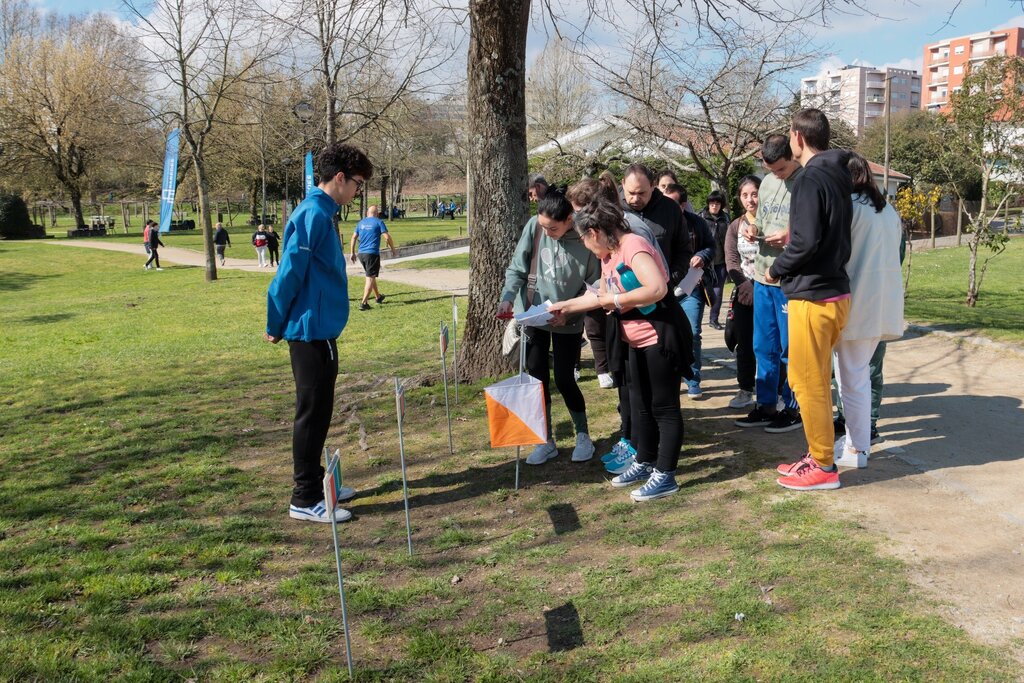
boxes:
[550,198,694,501]
[701,189,731,329]
[724,176,762,409]
[145,226,165,270]
[267,226,281,267]
[497,190,600,465]
[566,173,679,475]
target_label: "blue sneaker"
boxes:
[630,469,679,502]
[605,441,637,474]
[687,383,703,398]
[600,438,630,463]
[611,461,653,488]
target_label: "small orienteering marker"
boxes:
[322,451,355,678]
[451,296,459,405]
[440,322,454,454]
[394,377,414,555]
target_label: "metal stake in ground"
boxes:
[394,377,414,556]
[451,295,459,405]
[440,321,454,454]
[515,321,527,491]
[323,451,355,679]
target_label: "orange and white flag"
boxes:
[484,373,547,448]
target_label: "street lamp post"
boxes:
[883,74,893,197]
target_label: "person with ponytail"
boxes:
[497,189,601,466]
[549,198,693,501]
[830,152,904,468]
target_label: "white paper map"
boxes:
[514,300,553,327]
[673,266,703,298]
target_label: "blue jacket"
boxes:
[266,188,348,341]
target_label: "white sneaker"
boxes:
[571,433,595,462]
[289,500,352,523]
[597,373,615,389]
[833,436,868,468]
[728,389,755,409]
[525,440,558,465]
[144,265,150,270]
[155,267,164,271]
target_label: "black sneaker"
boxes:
[734,406,777,428]
[833,416,846,438]
[359,302,371,311]
[375,294,386,304]
[870,425,881,443]
[709,320,724,330]
[765,409,802,434]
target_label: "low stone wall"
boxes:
[383,237,470,261]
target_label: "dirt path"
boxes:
[697,329,1024,661]
[48,239,470,294]
[49,239,1024,657]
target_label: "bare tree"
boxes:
[460,0,530,381]
[283,0,454,146]
[596,17,816,196]
[0,13,140,227]
[124,0,287,281]
[526,37,595,147]
[459,0,872,380]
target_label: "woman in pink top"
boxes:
[550,199,693,502]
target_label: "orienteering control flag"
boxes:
[484,373,547,448]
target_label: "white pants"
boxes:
[256,246,268,266]
[833,337,880,453]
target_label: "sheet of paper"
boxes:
[514,300,553,327]
[674,267,703,297]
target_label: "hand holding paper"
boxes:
[514,300,553,327]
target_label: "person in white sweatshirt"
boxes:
[833,153,904,468]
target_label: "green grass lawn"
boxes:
[0,241,1018,681]
[397,253,470,270]
[904,236,1024,344]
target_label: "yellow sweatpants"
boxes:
[787,298,850,467]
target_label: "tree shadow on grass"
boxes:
[16,312,76,325]
[0,271,60,292]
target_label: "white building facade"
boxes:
[800,65,922,137]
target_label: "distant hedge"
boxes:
[0,194,45,239]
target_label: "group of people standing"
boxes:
[251,224,281,268]
[262,108,904,525]
[499,107,904,501]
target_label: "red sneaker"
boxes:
[777,461,840,491]
[776,453,814,477]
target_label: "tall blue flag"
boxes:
[304,151,314,198]
[158,129,181,233]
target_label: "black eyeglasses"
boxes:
[347,176,364,192]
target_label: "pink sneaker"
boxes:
[776,453,814,477]
[777,461,840,491]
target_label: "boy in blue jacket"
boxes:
[265,142,373,523]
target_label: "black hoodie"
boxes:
[621,187,692,288]
[768,149,852,301]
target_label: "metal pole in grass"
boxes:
[451,295,459,405]
[515,322,527,491]
[394,377,414,556]
[440,322,454,454]
[323,452,355,679]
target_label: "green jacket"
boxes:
[753,168,802,285]
[501,216,600,334]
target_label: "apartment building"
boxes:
[922,27,1024,112]
[800,65,922,136]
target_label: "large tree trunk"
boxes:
[193,158,218,282]
[459,0,531,382]
[69,186,86,229]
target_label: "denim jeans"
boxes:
[752,282,798,410]
[679,292,704,389]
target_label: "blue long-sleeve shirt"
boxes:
[266,188,348,341]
